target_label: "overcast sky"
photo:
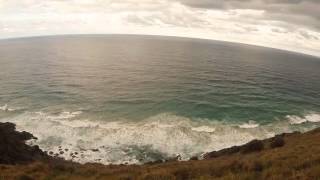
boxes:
[0,0,319,56]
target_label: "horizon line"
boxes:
[1,33,319,59]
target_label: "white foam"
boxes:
[0,111,318,165]
[0,104,16,112]
[239,120,259,129]
[54,111,83,119]
[287,113,320,124]
[34,111,82,121]
[191,126,216,133]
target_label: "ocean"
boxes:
[0,35,319,164]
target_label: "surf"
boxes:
[1,110,319,165]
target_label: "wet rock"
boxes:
[19,131,35,141]
[204,146,241,159]
[146,159,163,165]
[165,155,181,162]
[190,156,198,161]
[0,122,49,164]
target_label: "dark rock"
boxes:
[49,151,54,155]
[270,136,285,148]
[204,146,241,159]
[65,149,69,152]
[146,159,163,165]
[204,139,264,159]
[310,128,320,134]
[241,140,264,154]
[91,149,99,152]
[60,151,64,154]
[190,156,198,161]
[19,131,35,141]
[0,122,49,164]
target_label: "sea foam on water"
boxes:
[1,110,319,165]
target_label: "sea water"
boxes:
[0,35,319,164]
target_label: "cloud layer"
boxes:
[179,0,320,30]
[0,0,319,56]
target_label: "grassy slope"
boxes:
[0,128,320,180]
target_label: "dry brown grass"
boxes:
[0,128,320,180]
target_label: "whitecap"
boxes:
[287,113,320,124]
[55,111,83,119]
[0,104,16,112]
[239,120,259,129]
[191,126,215,133]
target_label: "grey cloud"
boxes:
[177,0,320,30]
[271,28,289,33]
[299,30,319,40]
[241,26,259,32]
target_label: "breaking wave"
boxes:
[287,113,320,124]
[238,120,260,129]
[0,104,18,112]
[0,111,319,165]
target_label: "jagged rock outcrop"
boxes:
[0,122,48,164]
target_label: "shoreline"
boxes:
[0,122,320,179]
[3,110,320,165]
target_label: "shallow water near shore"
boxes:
[0,35,320,164]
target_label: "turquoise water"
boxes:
[0,35,320,164]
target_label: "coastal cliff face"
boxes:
[0,122,319,180]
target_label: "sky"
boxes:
[0,0,319,57]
